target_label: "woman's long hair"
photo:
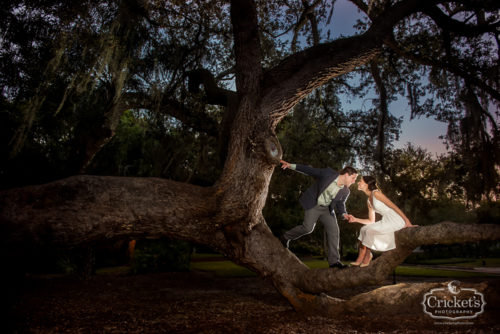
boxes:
[363,176,379,191]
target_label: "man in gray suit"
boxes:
[279,160,358,269]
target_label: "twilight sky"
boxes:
[329,0,449,155]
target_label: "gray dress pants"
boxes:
[284,205,340,265]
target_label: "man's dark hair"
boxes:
[339,166,357,175]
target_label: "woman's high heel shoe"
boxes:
[350,261,362,266]
[360,252,373,267]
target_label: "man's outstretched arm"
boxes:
[280,160,325,178]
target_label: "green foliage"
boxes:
[289,239,324,257]
[374,144,465,226]
[427,199,475,224]
[0,0,227,188]
[131,238,192,274]
[474,201,500,224]
[88,109,221,185]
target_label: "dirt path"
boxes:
[7,271,500,333]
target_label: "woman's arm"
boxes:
[373,191,415,227]
[348,200,375,225]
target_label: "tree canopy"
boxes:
[1,0,499,315]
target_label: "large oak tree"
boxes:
[1,0,499,315]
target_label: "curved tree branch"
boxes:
[1,177,499,316]
[187,68,237,107]
[348,0,368,14]
[262,34,381,126]
[262,0,445,126]
[291,0,322,51]
[384,35,500,103]
[186,68,240,163]
[0,175,225,253]
[351,0,500,20]
[297,222,500,294]
[226,217,500,314]
[306,280,491,317]
[121,91,220,137]
[422,5,500,37]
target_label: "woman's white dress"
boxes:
[358,190,405,251]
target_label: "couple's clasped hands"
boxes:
[344,214,356,223]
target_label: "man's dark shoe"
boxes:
[279,235,290,249]
[329,261,348,269]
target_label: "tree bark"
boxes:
[370,60,390,174]
[0,176,222,252]
[2,179,499,313]
[2,0,500,317]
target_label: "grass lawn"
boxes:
[189,254,500,278]
[93,255,500,278]
[190,260,256,277]
[394,266,489,278]
[414,257,500,267]
[191,253,225,261]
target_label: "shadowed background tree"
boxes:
[1,0,499,316]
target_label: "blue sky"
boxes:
[329,0,449,155]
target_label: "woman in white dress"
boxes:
[346,176,416,267]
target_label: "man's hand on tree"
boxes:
[280,160,291,170]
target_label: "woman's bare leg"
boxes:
[351,242,366,265]
[360,248,373,267]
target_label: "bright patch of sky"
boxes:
[329,0,449,155]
